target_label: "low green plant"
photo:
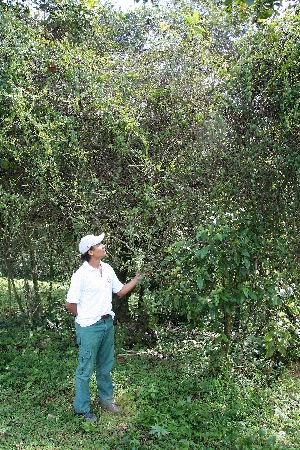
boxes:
[1,312,300,449]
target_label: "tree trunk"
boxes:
[21,252,32,322]
[6,255,25,313]
[47,247,54,312]
[222,309,233,355]
[28,242,42,320]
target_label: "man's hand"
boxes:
[116,270,150,298]
[136,269,150,280]
[65,302,77,317]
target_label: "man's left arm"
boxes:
[116,274,142,298]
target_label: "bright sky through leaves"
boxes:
[112,0,139,10]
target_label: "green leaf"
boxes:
[213,233,224,242]
[215,333,229,344]
[185,11,200,25]
[243,258,250,269]
[242,286,249,297]
[266,435,277,445]
[258,428,268,438]
[149,424,169,438]
[197,278,204,290]
[199,245,210,259]
[192,25,206,36]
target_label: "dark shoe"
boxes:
[76,411,97,421]
[99,402,120,413]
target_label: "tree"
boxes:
[0,0,299,356]
[153,6,300,357]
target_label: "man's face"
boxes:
[89,242,106,259]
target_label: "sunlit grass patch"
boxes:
[0,276,68,317]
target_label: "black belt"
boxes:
[101,314,111,320]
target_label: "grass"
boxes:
[1,278,300,449]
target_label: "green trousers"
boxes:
[74,316,114,414]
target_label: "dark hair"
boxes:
[81,246,94,262]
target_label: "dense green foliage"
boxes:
[0,0,299,358]
[0,2,299,444]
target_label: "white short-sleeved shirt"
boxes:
[66,261,124,327]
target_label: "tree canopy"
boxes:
[0,0,299,358]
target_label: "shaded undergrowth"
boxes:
[1,316,300,449]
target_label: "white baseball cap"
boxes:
[79,233,105,254]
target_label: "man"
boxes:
[66,233,143,421]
